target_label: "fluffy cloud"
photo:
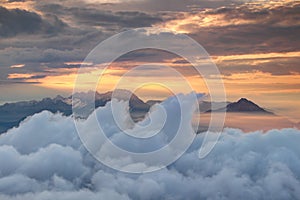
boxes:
[0,94,299,199]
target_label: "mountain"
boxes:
[0,97,72,134]
[72,89,150,118]
[207,98,273,114]
[0,94,275,135]
[71,89,149,111]
[0,90,150,134]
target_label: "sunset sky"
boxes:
[0,0,299,121]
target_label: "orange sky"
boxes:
[7,54,299,121]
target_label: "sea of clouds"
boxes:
[0,94,300,200]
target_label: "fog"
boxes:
[196,112,298,133]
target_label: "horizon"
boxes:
[0,88,298,122]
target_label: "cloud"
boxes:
[6,0,26,2]
[60,7,162,28]
[0,94,299,199]
[0,3,166,84]
[162,1,300,55]
[35,3,164,29]
[1,0,300,86]
[215,53,300,76]
[90,0,247,12]
[0,6,66,37]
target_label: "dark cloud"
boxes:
[114,49,179,62]
[8,74,46,81]
[0,2,168,84]
[0,31,111,84]
[7,0,26,2]
[154,1,300,77]
[262,58,300,75]
[188,2,300,55]
[73,10,162,28]
[37,4,163,29]
[95,0,245,12]
[208,2,300,24]
[0,6,66,37]
[0,80,40,84]
[219,57,300,76]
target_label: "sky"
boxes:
[0,0,299,121]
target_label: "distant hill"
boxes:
[207,98,273,114]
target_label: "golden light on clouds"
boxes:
[213,51,300,63]
[7,62,208,100]
[161,12,253,34]
[64,61,93,66]
[6,54,299,100]
[7,73,35,79]
[0,0,35,12]
[10,64,25,68]
[160,0,299,34]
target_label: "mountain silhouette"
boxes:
[0,90,150,134]
[207,98,273,114]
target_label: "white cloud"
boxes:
[0,94,299,199]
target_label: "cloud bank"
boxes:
[0,94,300,199]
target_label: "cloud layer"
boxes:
[1,1,300,82]
[0,95,299,199]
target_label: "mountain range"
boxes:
[0,89,151,134]
[0,90,273,134]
